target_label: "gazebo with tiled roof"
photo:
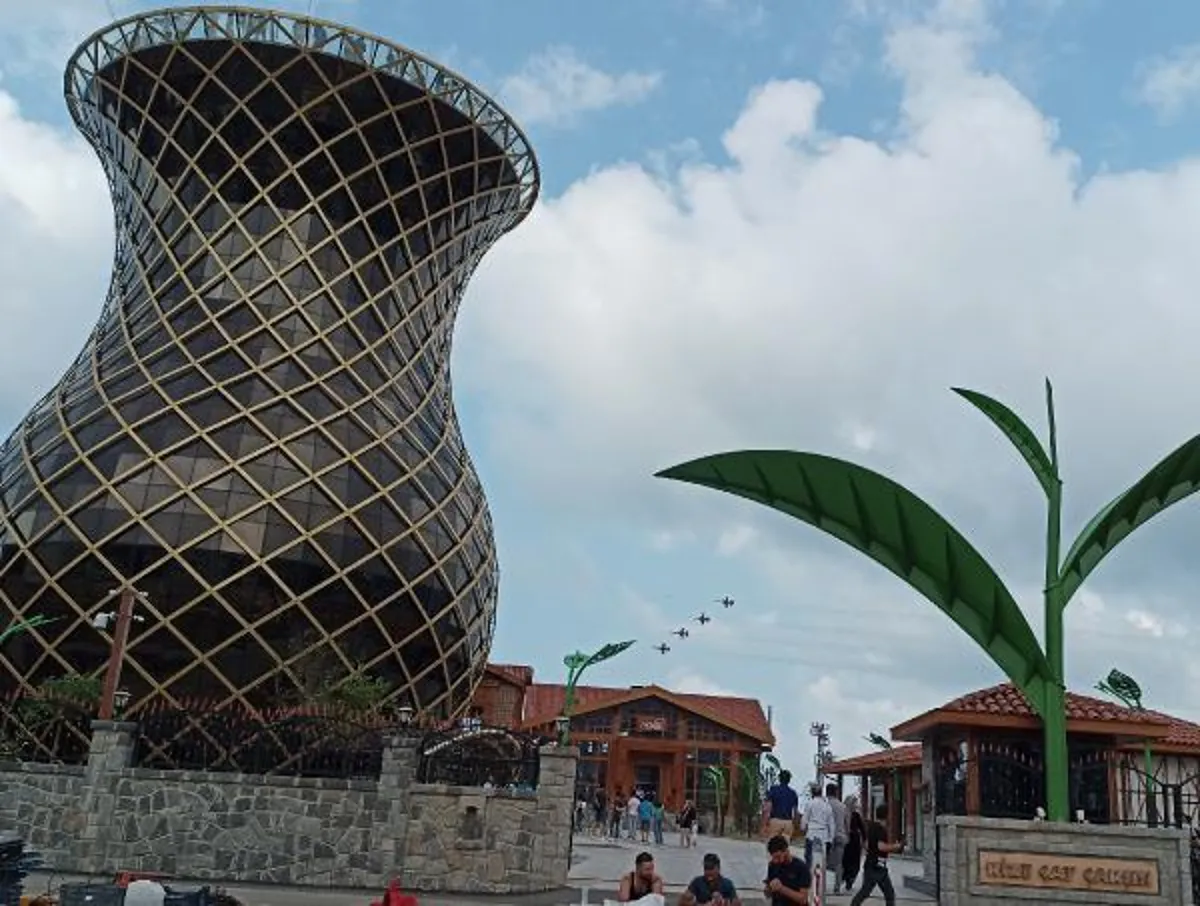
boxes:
[827,682,1200,871]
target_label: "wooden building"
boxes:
[468,664,775,813]
[825,743,923,852]
[827,682,1200,895]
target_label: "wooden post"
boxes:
[97,586,136,721]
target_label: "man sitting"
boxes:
[680,853,740,906]
[764,834,811,906]
[617,851,664,902]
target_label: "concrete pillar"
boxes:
[76,720,139,872]
[377,731,421,884]
[536,745,578,888]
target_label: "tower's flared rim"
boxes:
[63,4,541,218]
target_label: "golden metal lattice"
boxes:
[0,6,539,718]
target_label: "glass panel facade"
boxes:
[0,9,539,717]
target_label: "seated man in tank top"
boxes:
[618,852,664,902]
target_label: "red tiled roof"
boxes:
[486,663,534,687]
[937,683,1169,725]
[890,682,1188,745]
[827,744,922,775]
[521,682,774,745]
[1131,711,1200,754]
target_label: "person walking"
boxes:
[651,795,665,845]
[850,804,904,906]
[678,799,698,848]
[762,770,800,840]
[841,796,866,891]
[610,789,626,840]
[626,791,642,841]
[638,793,655,844]
[826,784,849,895]
[800,783,835,902]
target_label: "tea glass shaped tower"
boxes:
[0,7,538,716]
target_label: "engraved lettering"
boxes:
[978,850,1159,894]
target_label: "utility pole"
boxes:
[810,722,831,787]
[96,585,145,720]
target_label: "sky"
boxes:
[5,0,1200,774]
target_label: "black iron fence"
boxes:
[132,702,391,778]
[0,691,94,765]
[416,724,540,789]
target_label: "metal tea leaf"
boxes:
[656,450,1053,715]
[953,387,1057,497]
[1059,432,1200,607]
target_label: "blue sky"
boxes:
[7,0,1200,768]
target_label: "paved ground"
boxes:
[24,835,932,905]
[568,833,932,902]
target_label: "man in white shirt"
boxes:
[626,791,642,840]
[825,784,849,895]
[800,784,835,898]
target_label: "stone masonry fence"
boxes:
[0,720,578,893]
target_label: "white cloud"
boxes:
[1135,44,1200,121]
[453,2,1200,765]
[0,88,111,421]
[716,524,756,556]
[667,668,737,698]
[499,47,661,128]
[4,0,1200,773]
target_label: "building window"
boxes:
[576,758,608,798]
[578,739,610,757]
[619,700,678,737]
[578,712,615,734]
[686,716,734,742]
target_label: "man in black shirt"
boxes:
[850,804,903,905]
[617,852,664,902]
[764,834,810,906]
[681,853,740,906]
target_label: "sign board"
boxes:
[977,850,1160,895]
[635,715,667,733]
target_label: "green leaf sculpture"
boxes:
[656,381,1200,822]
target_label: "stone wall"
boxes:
[937,816,1192,906]
[402,749,574,893]
[0,721,576,894]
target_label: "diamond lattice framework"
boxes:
[0,6,540,717]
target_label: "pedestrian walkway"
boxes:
[569,834,932,902]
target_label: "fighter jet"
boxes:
[716,596,735,608]
[655,643,671,654]
[673,627,690,639]
[694,613,711,625]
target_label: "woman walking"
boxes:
[842,795,866,891]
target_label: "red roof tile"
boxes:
[827,744,922,775]
[936,683,1168,725]
[1136,711,1200,753]
[521,682,774,745]
[486,663,534,687]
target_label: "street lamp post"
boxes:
[867,732,901,839]
[1096,668,1156,821]
[94,586,147,721]
[559,640,636,745]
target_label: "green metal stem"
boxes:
[1143,740,1154,804]
[561,663,584,746]
[1042,382,1070,823]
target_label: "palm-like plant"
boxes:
[658,382,1200,822]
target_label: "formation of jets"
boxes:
[654,596,735,654]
